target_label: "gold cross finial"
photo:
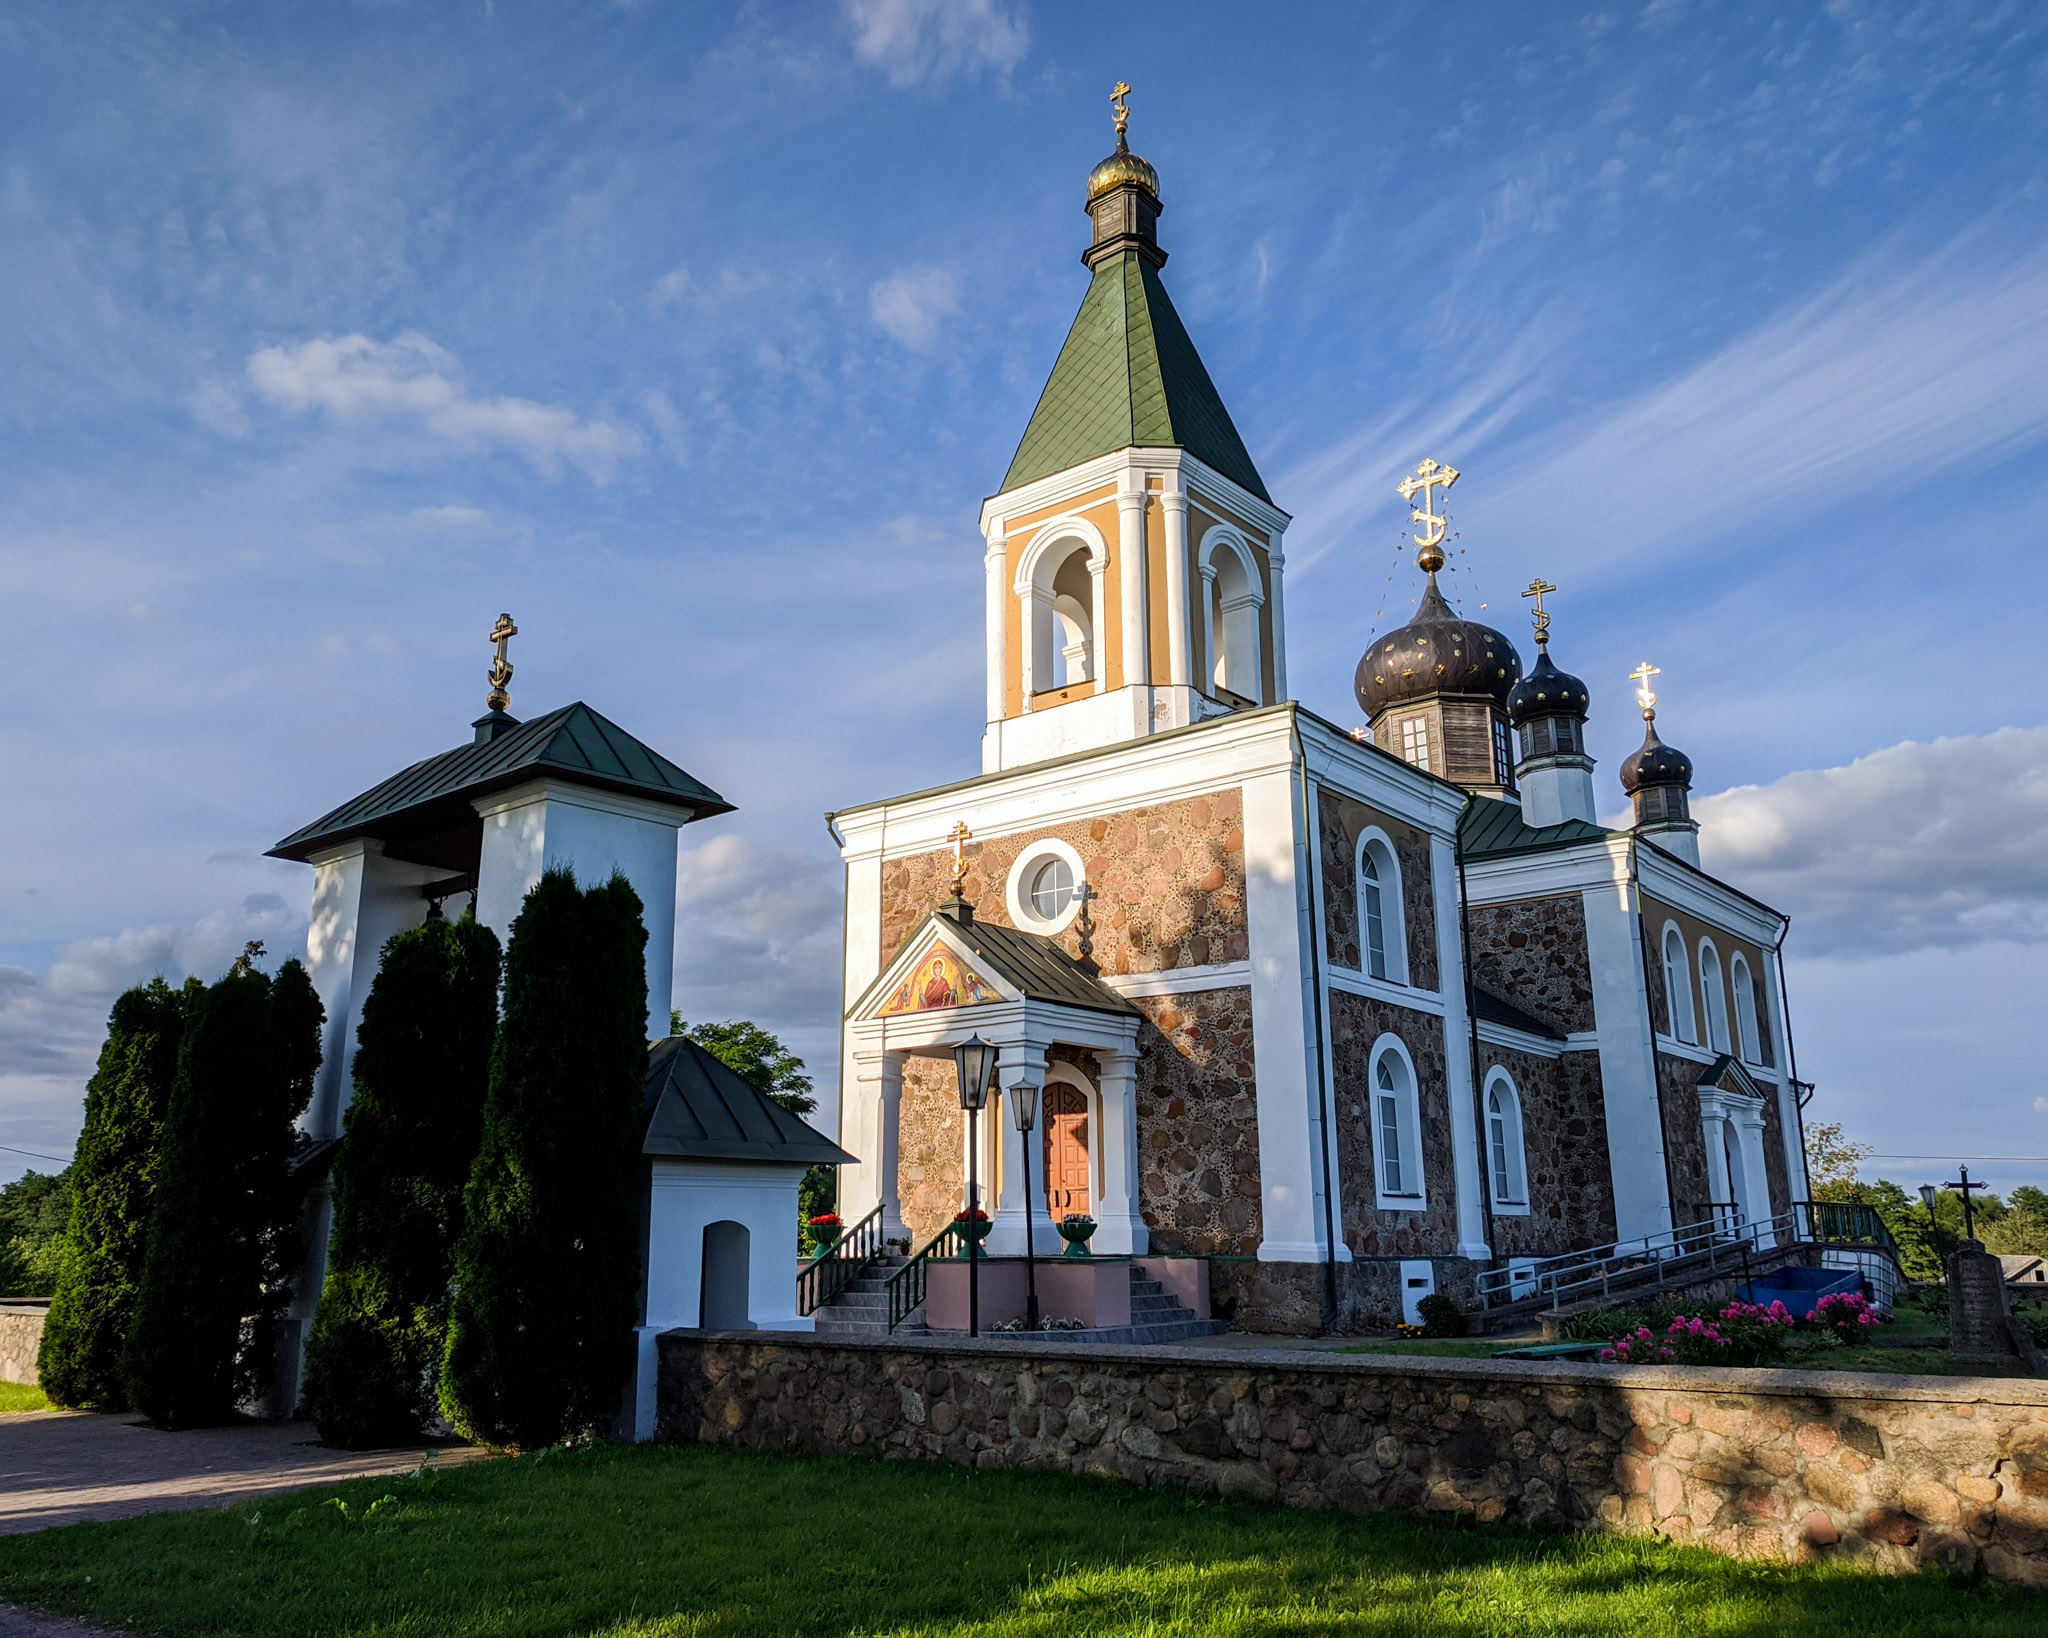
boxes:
[1397,458,1460,573]
[947,821,973,896]
[1522,578,1557,646]
[486,612,518,713]
[1630,661,1660,718]
[1111,81,1132,137]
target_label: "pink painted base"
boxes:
[925,1258,1209,1333]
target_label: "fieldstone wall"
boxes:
[657,1332,2048,1586]
[1761,1091,1793,1217]
[1327,990,1456,1257]
[1315,789,1438,991]
[0,1303,45,1386]
[1478,1045,1617,1256]
[878,791,1247,979]
[1131,988,1261,1255]
[1657,1054,1714,1227]
[897,1057,964,1246]
[1467,895,1595,1036]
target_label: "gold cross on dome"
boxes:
[947,821,973,894]
[1111,81,1132,136]
[1397,458,1460,570]
[1630,660,1660,716]
[486,612,518,713]
[1522,578,1557,645]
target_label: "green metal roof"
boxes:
[943,910,1140,1017]
[269,701,733,862]
[1472,987,1566,1043]
[641,1038,852,1165]
[1000,251,1269,501]
[1458,794,1610,860]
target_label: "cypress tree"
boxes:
[441,869,647,1448]
[122,954,323,1427]
[302,915,500,1447]
[38,978,199,1409]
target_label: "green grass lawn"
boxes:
[0,1381,50,1413]
[0,1443,2043,1637]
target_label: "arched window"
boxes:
[1662,925,1697,1045]
[1015,521,1107,700]
[1484,1070,1528,1211]
[1355,831,1407,983]
[1698,940,1731,1055]
[1370,1038,1424,1208]
[1730,954,1762,1065]
[1199,528,1266,706]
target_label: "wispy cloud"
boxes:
[243,333,644,479]
[1697,726,2048,957]
[840,0,1028,88]
[868,267,961,352]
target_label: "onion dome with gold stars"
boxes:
[1619,718,1693,795]
[1354,573,1523,719]
[1506,645,1589,726]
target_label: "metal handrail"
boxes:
[1475,1209,1800,1312]
[886,1222,968,1332]
[795,1205,884,1317]
[1794,1199,1904,1270]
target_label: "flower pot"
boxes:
[1057,1217,1096,1258]
[956,1218,993,1247]
[808,1226,842,1252]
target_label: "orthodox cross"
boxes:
[1945,1164,1987,1242]
[1522,578,1557,647]
[1111,81,1132,136]
[1630,660,1660,718]
[1073,881,1098,975]
[947,821,973,896]
[486,612,519,713]
[1397,458,1459,572]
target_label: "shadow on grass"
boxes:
[0,1443,2041,1637]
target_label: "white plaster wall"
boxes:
[473,779,682,1042]
[1581,876,1676,1243]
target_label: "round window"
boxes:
[1028,855,1075,920]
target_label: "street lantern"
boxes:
[1010,1075,1042,1333]
[1919,1184,1939,1212]
[953,1035,999,1337]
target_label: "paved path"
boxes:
[0,1409,490,1536]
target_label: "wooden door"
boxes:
[1042,1084,1091,1219]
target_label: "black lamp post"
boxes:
[1010,1073,1042,1333]
[953,1034,999,1338]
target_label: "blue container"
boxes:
[1737,1265,1863,1319]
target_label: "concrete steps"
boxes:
[807,1259,1226,1346]
[810,1254,928,1338]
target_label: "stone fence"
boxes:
[657,1330,2048,1587]
[0,1302,47,1387]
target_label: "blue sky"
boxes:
[4,1,2047,1199]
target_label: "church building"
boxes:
[829,97,1810,1332]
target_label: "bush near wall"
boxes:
[302,915,501,1447]
[442,870,647,1448]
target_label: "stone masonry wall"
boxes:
[1658,1054,1713,1228]
[1131,988,1261,1256]
[1316,789,1438,991]
[1467,895,1595,1036]
[879,791,1247,979]
[1479,1045,1617,1256]
[1762,1092,1793,1218]
[897,1057,964,1246]
[0,1304,45,1386]
[1327,990,1456,1257]
[658,1332,2048,1587]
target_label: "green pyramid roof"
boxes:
[1000,251,1269,502]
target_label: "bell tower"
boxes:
[976,85,1291,773]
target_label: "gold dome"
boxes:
[1087,136,1159,204]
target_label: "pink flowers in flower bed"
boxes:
[1813,1290,1881,1345]
[1600,1295,1829,1368]
[1601,1327,1676,1365]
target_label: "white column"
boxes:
[845,1050,907,1240]
[1093,1048,1149,1255]
[1581,872,1675,1243]
[990,1058,1045,1257]
[1760,951,1809,1202]
[1734,1108,1776,1245]
[1701,1110,1733,1225]
[1161,481,1190,687]
[983,526,1008,726]
[1117,485,1150,698]
[1431,833,1491,1260]
[1198,563,1218,694]
[1267,540,1290,702]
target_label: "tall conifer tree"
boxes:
[302,915,500,1446]
[441,869,647,1448]
[123,955,323,1427]
[39,978,199,1409]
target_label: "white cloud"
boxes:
[244,332,643,478]
[840,0,1028,88]
[1696,726,2048,957]
[2035,1097,2048,1114]
[868,267,960,352]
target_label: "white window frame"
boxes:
[1483,1067,1530,1213]
[1353,827,1409,985]
[1005,837,1089,934]
[1399,716,1431,773]
[1697,938,1731,1055]
[1730,953,1763,1066]
[1369,1034,1426,1212]
[1661,923,1697,1045]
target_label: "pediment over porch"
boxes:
[849,902,1138,1029]
[1696,1054,1769,1105]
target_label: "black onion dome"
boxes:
[1619,719,1693,794]
[1354,575,1523,718]
[1506,647,1590,726]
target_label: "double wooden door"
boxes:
[1042,1084,1091,1219]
